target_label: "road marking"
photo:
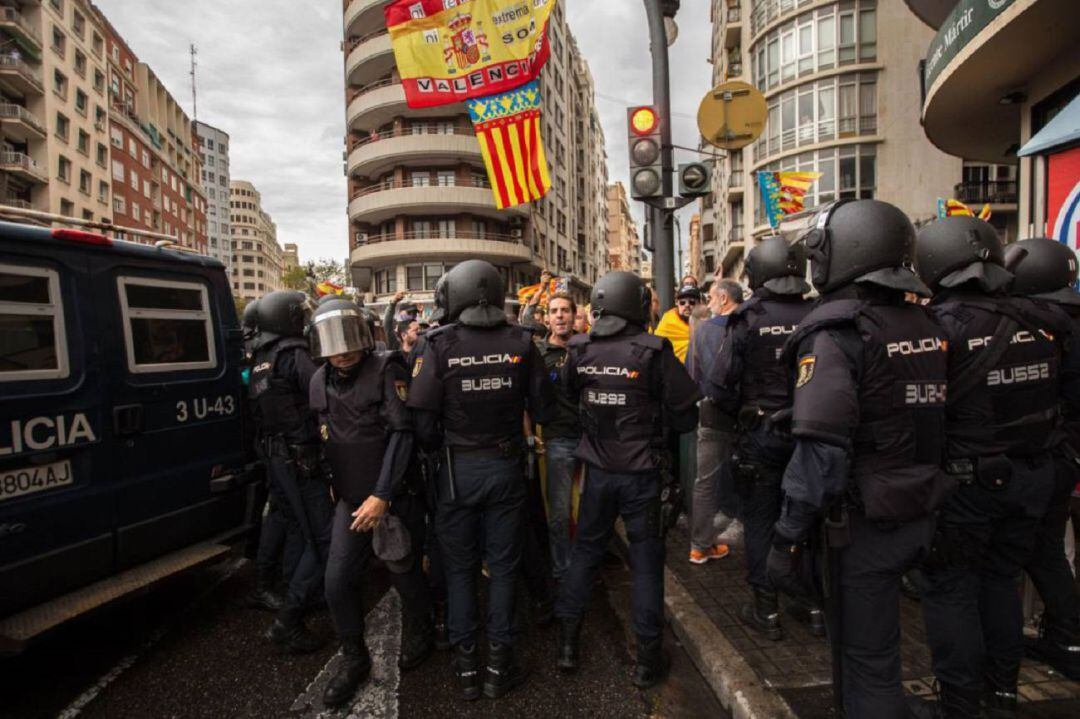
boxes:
[292,589,402,718]
[55,557,247,719]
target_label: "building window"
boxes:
[51,25,66,58]
[55,112,69,141]
[406,265,423,290]
[53,69,68,99]
[79,169,91,195]
[111,159,124,181]
[409,171,430,187]
[114,196,125,214]
[77,129,89,155]
[436,170,455,187]
[74,50,86,77]
[60,199,74,217]
[72,10,85,38]
[57,155,71,182]
[98,180,108,203]
[75,89,88,116]
[96,142,107,167]
[92,32,103,58]
[93,68,105,94]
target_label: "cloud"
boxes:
[95,0,713,270]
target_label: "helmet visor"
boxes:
[310,308,372,359]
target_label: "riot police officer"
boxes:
[770,200,950,717]
[915,217,1069,717]
[554,271,701,688]
[249,290,332,653]
[711,237,818,640]
[307,298,434,708]
[1005,237,1080,680]
[407,260,555,700]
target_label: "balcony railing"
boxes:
[355,77,396,95]
[357,230,523,245]
[352,177,493,199]
[0,150,46,181]
[728,173,744,189]
[346,29,388,53]
[954,180,1018,205]
[0,102,45,134]
[351,125,475,150]
[0,55,43,91]
[0,8,42,48]
[0,197,31,210]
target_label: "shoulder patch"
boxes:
[795,355,816,388]
[412,357,424,378]
[394,380,408,402]
[320,424,329,442]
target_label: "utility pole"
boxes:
[643,0,677,312]
[189,44,198,121]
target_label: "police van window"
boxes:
[0,264,69,382]
[117,276,216,373]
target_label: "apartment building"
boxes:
[605,182,642,274]
[343,0,609,307]
[194,121,231,268]
[708,0,963,280]
[283,242,299,270]
[0,0,49,211]
[230,179,283,301]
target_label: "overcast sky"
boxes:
[95,0,713,268]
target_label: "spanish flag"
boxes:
[315,281,344,297]
[466,81,551,209]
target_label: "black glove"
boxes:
[767,541,813,598]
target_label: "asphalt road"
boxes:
[2,552,728,719]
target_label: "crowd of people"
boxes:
[239,197,1080,717]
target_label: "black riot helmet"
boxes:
[241,298,260,339]
[745,236,811,295]
[915,216,1013,294]
[1004,237,1080,307]
[429,274,448,325]
[589,270,651,337]
[256,290,310,340]
[802,199,929,296]
[309,297,373,359]
[442,260,506,327]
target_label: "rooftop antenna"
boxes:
[189,43,198,121]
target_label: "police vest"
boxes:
[733,295,812,414]
[310,352,401,504]
[570,331,664,473]
[429,324,536,449]
[787,300,950,521]
[932,296,1066,458]
[248,337,312,438]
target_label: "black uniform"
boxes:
[309,352,431,645]
[777,293,951,718]
[249,337,332,619]
[407,322,555,648]
[714,290,812,614]
[555,327,700,641]
[920,292,1066,704]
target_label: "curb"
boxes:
[615,525,797,719]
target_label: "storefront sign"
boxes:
[923,0,1016,93]
[1048,145,1080,253]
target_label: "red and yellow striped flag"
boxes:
[466,81,551,209]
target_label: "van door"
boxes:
[0,254,113,618]
[96,262,247,569]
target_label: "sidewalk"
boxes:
[663,521,1080,718]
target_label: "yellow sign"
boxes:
[697,81,767,151]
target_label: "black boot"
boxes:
[632,635,667,688]
[247,577,285,612]
[983,686,1018,719]
[451,642,481,701]
[905,682,981,719]
[433,600,451,651]
[483,641,529,699]
[267,606,324,654]
[399,612,434,671]
[322,639,372,708]
[1026,620,1080,679]
[557,617,582,673]
[532,595,555,628]
[787,600,826,638]
[740,588,783,641]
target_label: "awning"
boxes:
[1018,92,1080,157]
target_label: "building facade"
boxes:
[230,179,283,301]
[283,242,299,271]
[194,121,231,269]
[342,0,608,307]
[708,0,967,279]
[605,181,642,274]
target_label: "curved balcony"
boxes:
[347,128,480,179]
[344,0,390,39]
[345,30,393,87]
[349,180,531,224]
[348,81,458,133]
[350,232,533,267]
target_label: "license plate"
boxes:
[0,460,74,502]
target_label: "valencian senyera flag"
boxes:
[758,171,822,228]
[937,197,992,221]
[467,80,551,209]
[384,0,556,109]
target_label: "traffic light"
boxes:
[627,106,663,200]
[678,162,711,198]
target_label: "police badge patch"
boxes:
[395,380,408,402]
[320,424,329,441]
[796,355,816,388]
[412,357,423,378]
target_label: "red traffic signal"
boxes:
[629,106,659,136]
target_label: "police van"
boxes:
[0,218,259,656]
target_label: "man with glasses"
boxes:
[655,285,702,364]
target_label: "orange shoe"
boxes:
[689,544,730,565]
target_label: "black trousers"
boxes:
[736,426,794,591]
[1025,452,1080,631]
[922,457,1055,693]
[324,493,432,643]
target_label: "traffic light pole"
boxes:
[644,0,675,313]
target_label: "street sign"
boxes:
[678,162,711,197]
[697,80,767,151]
